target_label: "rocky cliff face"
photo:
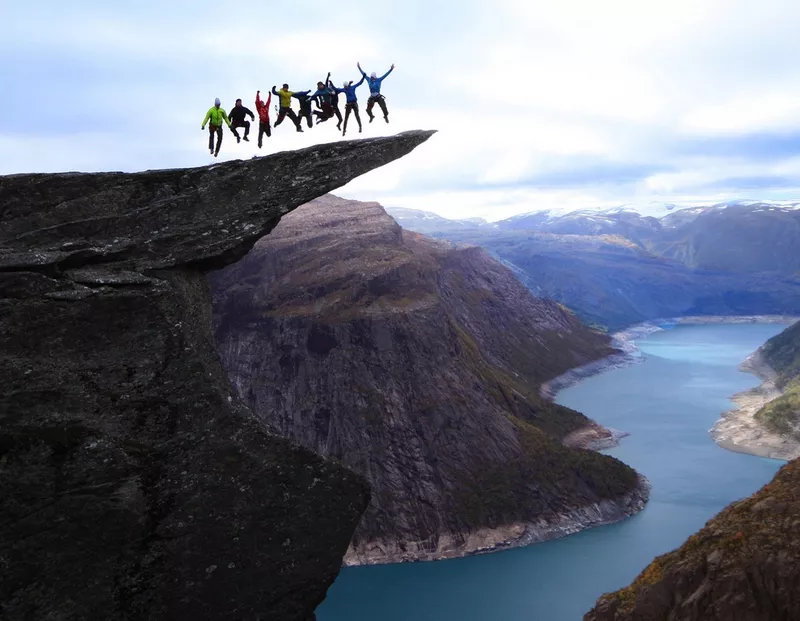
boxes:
[585,459,800,621]
[0,131,434,620]
[211,196,647,564]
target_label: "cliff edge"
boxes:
[0,131,433,620]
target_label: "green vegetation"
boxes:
[755,378,800,439]
[592,459,800,617]
[455,418,639,531]
[761,320,800,387]
[754,321,800,439]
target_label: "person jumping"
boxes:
[334,74,365,137]
[271,84,304,132]
[358,62,395,123]
[310,73,338,127]
[229,98,255,143]
[255,90,272,148]
[293,89,315,130]
[201,97,232,157]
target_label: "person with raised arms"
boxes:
[271,84,304,133]
[254,90,272,148]
[357,62,395,124]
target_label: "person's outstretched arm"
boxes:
[222,110,232,127]
[357,62,366,78]
[245,106,255,120]
[379,64,395,81]
[271,85,279,96]
[354,74,366,87]
[256,90,262,109]
[266,92,271,108]
[201,108,211,129]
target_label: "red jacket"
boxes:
[255,91,271,123]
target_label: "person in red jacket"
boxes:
[255,90,272,149]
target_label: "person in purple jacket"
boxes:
[333,74,365,136]
[357,62,395,123]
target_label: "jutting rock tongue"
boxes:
[0,131,435,621]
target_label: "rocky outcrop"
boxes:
[0,131,434,620]
[211,196,646,565]
[585,459,800,621]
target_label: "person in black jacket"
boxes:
[229,98,255,143]
[293,90,315,129]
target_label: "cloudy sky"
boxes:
[5,0,800,220]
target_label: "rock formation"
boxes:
[585,459,800,621]
[0,131,433,620]
[211,196,648,565]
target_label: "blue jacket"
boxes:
[360,66,393,96]
[334,75,365,103]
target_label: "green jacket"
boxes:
[202,106,231,128]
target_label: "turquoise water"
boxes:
[317,323,787,621]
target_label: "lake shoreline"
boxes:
[542,315,800,449]
[710,350,800,461]
[343,475,651,567]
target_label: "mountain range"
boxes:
[388,202,800,329]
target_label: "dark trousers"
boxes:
[208,124,222,155]
[274,106,302,131]
[367,95,389,121]
[257,120,271,147]
[314,103,333,123]
[298,106,313,128]
[343,102,361,135]
[231,119,250,138]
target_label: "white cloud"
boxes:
[5,0,800,217]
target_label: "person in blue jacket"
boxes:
[310,72,343,129]
[357,62,395,123]
[333,74,365,137]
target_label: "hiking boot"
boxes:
[209,148,214,155]
[358,126,362,133]
[384,116,389,123]
[368,114,375,123]
[297,127,304,133]
[336,123,342,130]
[243,136,249,142]
[236,135,241,143]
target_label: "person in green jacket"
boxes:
[201,98,233,157]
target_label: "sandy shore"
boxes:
[710,350,800,461]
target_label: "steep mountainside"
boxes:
[211,196,648,564]
[650,203,800,274]
[387,207,800,330]
[755,321,800,440]
[585,459,800,621]
[0,131,433,620]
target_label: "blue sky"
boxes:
[5,0,800,220]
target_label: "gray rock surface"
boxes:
[0,131,434,620]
